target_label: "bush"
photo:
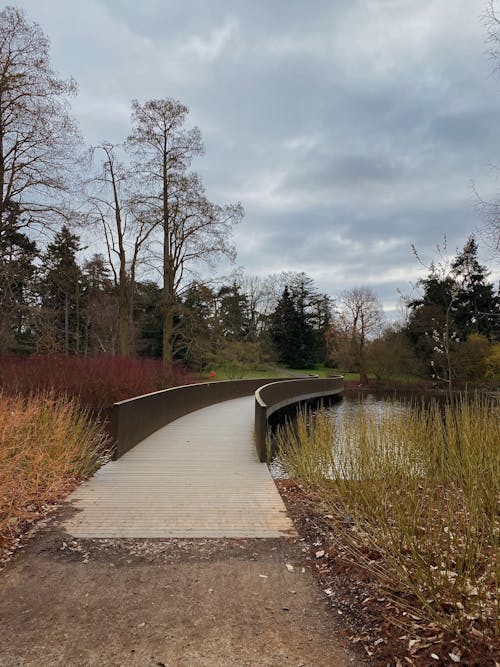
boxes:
[0,391,108,548]
[0,355,199,407]
[276,396,499,642]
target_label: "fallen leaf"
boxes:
[315,550,325,559]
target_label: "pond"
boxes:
[268,392,410,479]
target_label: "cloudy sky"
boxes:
[13,0,500,312]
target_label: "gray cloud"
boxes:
[15,0,500,316]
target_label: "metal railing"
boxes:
[111,375,343,461]
[254,377,344,461]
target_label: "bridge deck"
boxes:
[63,396,295,538]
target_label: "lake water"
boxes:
[268,392,409,479]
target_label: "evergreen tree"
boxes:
[0,203,38,352]
[270,285,317,368]
[406,237,499,385]
[451,236,499,339]
[175,282,217,368]
[133,281,163,358]
[41,226,83,354]
[217,282,250,341]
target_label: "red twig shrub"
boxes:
[0,355,199,407]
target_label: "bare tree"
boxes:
[127,98,243,366]
[476,2,500,253]
[86,143,156,355]
[0,6,79,229]
[485,0,500,75]
[336,287,384,384]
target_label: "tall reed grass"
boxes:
[276,395,499,640]
[0,391,108,548]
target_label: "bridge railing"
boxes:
[254,377,344,462]
[112,377,292,459]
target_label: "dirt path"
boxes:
[0,509,364,667]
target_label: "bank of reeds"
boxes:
[0,391,108,549]
[276,395,499,641]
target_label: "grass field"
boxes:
[200,362,394,383]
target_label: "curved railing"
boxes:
[112,375,344,461]
[112,377,292,459]
[254,377,344,461]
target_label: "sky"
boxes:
[11,0,500,313]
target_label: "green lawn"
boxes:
[201,363,424,384]
[201,363,360,381]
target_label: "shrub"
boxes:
[0,355,198,407]
[276,396,499,642]
[0,391,108,548]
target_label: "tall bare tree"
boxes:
[477,1,500,253]
[336,287,384,383]
[0,6,79,229]
[127,98,243,366]
[86,143,156,356]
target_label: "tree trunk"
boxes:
[162,252,174,369]
[64,291,69,354]
[118,268,129,356]
[75,281,80,354]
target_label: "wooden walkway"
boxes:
[63,397,295,539]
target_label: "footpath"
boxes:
[0,396,364,666]
[0,518,364,666]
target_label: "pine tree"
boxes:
[0,202,38,352]
[41,226,83,354]
[451,236,499,339]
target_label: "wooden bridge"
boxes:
[64,377,343,539]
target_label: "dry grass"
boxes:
[276,395,499,643]
[0,391,108,548]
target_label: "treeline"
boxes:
[0,7,499,388]
[0,7,242,368]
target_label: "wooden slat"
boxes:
[63,397,295,538]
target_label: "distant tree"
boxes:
[127,98,243,367]
[176,281,218,369]
[217,282,250,341]
[238,274,273,341]
[450,236,499,339]
[270,285,318,368]
[453,333,492,384]
[133,280,163,358]
[0,6,79,230]
[41,226,83,354]
[335,288,384,383]
[86,143,157,356]
[366,326,423,381]
[270,286,299,367]
[81,254,118,355]
[406,237,499,387]
[0,202,38,352]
